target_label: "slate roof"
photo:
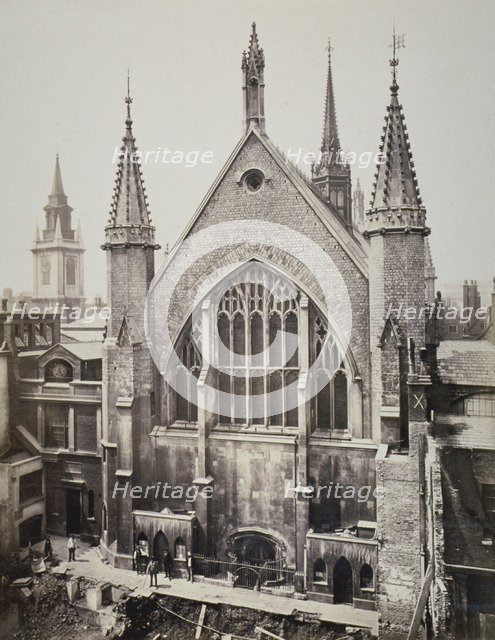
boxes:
[436,340,495,387]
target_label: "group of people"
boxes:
[134,545,193,587]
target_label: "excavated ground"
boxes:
[117,594,372,640]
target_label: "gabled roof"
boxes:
[167,127,368,277]
[37,341,102,362]
[117,314,142,347]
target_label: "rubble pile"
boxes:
[8,574,100,640]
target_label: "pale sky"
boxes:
[1,0,494,302]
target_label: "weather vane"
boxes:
[325,38,334,55]
[389,26,405,86]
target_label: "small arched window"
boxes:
[174,536,186,560]
[360,564,374,589]
[88,490,95,519]
[313,558,327,584]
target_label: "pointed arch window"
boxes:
[174,536,186,560]
[176,334,201,423]
[311,313,349,433]
[313,558,327,584]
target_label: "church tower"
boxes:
[312,40,352,230]
[100,80,160,567]
[367,34,433,639]
[32,156,85,312]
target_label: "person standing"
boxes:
[163,549,173,581]
[67,535,77,562]
[44,536,53,561]
[133,545,141,574]
[186,551,193,582]
[147,556,159,587]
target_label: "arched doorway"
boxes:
[333,557,353,604]
[233,533,278,566]
[153,530,168,561]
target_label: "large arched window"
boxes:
[172,261,349,431]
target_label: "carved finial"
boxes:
[125,68,133,122]
[388,25,405,94]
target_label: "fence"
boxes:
[193,555,299,592]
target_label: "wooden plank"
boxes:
[195,603,207,639]
[255,628,285,639]
[407,564,434,640]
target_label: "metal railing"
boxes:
[192,555,297,592]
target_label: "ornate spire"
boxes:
[241,22,265,134]
[321,38,340,154]
[104,76,158,250]
[51,154,65,196]
[369,32,423,212]
[311,39,352,231]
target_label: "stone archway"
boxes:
[333,556,353,604]
[230,531,282,566]
[152,530,169,561]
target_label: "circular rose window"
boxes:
[244,170,264,192]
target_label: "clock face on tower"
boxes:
[41,257,51,272]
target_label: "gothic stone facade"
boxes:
[100,25,495,640]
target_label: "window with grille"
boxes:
[45,404,69,449]
[215,269,300,427]
[19,469,43,504]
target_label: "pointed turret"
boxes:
[353,177,365,231]
[312,40,352,230]
[51,154,65,195]
[54,214,62,240]
[242,22,265,134]
[76,219,83,243]
[320,39,340,156]
[103,79,158,249]
[369,38,422,215]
